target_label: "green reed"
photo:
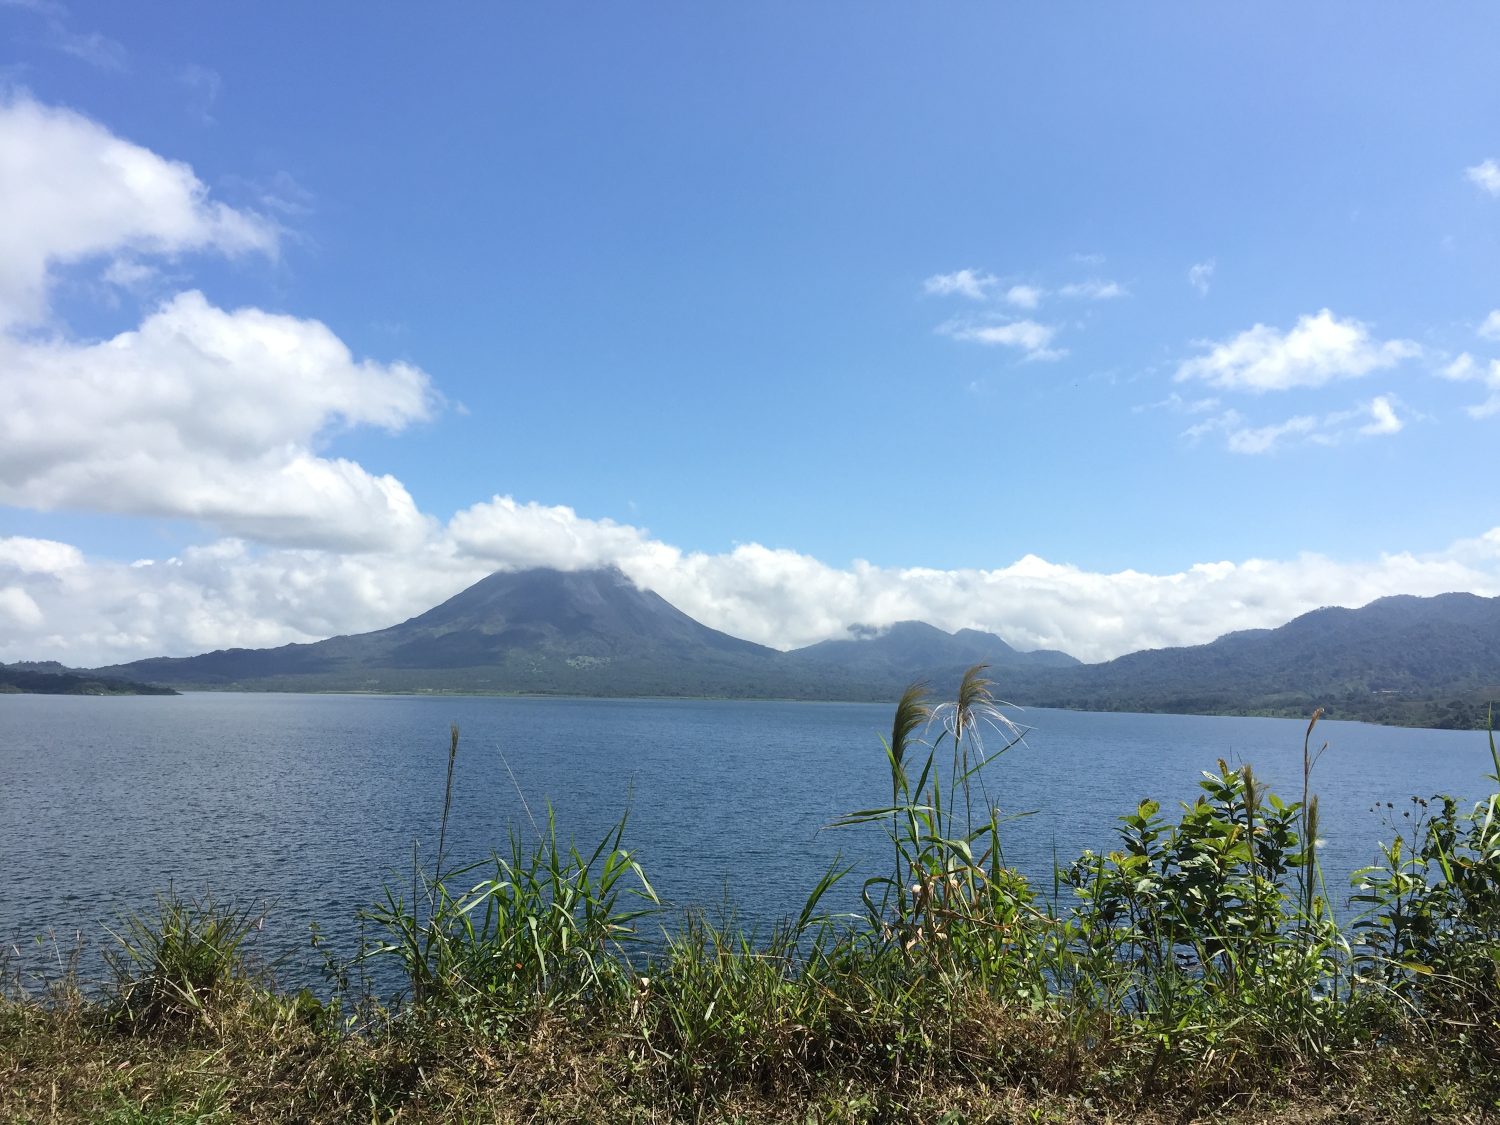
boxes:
[103,891,266,1031]
[358,727,659,1032]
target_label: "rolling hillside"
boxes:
[1009,593,1500,728]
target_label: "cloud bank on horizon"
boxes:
[6,502,1500,668]
[2,75,1500,669]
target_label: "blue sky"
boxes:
[3,3,1500,665]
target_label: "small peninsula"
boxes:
[0,662,179,697]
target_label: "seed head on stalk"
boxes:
[930,664,1029,767]
[888,681,931,789]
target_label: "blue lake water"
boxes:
[2,692,1495,992]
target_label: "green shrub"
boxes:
[104,891,264,1031]
[1352,713,1500,1103]
[358,726,659,1033]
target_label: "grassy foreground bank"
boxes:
[4,672,1499,1123]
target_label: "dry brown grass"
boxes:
[1,987,1485,1125]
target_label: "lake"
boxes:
[2,692,1494,992]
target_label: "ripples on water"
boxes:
[2,692,1492,993]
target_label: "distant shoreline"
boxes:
[9,680,1487,732]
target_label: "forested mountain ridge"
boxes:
[64,570,1500,729]
[787,620,1077,689]
[1007,593,1500,729]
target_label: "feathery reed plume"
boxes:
[1300,709,1327,922]
[932,665,1027,827]
[888,681,931,790]
[950,663,992,745]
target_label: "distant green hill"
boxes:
[788,620,1077,686]
[1005,593,1500,729]
[0,663,177,696]
[75,568,1500,728]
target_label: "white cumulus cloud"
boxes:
[1439,352,1500,418]
[1185,396,1407,453]
[0,94,277,327]
[0,586,45,629]
[0,536,85,574]
[1360,394,1404,436]
[1225,414,1319,454]
[1188,260,1215,296]
[0,290,438,550]
[941,318,1064,361]
[1059,279,1127,300]
[448,496,670,572]
[923,269,997,300]
[1003,284,1044,309]
[0,97,434,552]
[1467,159,1500,196]
[1175,309,1419,393]
[0,535,489,665]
